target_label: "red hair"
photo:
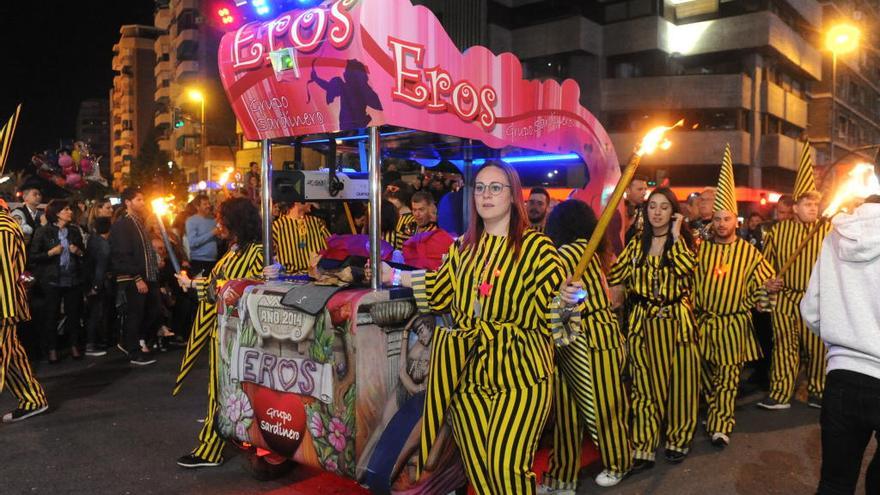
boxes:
[461,161,529,257]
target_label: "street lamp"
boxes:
[187,88,207,182]
[825,23,860,164]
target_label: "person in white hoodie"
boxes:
[801,195,880,495]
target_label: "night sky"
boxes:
[1,1,155,172]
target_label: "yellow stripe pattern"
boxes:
[714,143,738,215]
[271,215,329,275]
[793,140,817,200]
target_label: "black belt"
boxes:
[628,293,685,308]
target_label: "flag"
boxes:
[0,104,21,174]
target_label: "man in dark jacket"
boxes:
[85,217,112,356]
[109,188,159,366]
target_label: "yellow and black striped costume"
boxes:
[174,243,263,463]
[543,240,632,491]
[412,230,565,494]
[762,219,831,402]
[271,215,329,275]
[393,212,417,249]
[695,239,774,434]
[0,212,47,412]
[608,237,699,461]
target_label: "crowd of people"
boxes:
[0,151,876,495]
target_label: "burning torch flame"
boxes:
[151,196,174,219]
[636,119,684,157]
[823,163,880,217]
[218,167,235,187]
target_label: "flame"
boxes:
[151,196,175,218]
[822,163,880,217]
[636,119,684,156]
[218,167,235,186]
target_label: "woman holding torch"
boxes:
[608,187,698,469]
[540,199,632,492]
[375,161,578,494]
[172,197,264,468]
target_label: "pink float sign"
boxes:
[218,0,620,202]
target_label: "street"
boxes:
[2,349,875,495]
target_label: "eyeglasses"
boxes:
[473,182,511,196]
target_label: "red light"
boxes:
[217,7,235,25]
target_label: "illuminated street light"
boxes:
[826,23,860,164]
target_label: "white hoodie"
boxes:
[801,202,880,380]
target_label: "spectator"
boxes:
[774,194,795,223]
[527,186,551,232]
[800,195,880,494]
[86,198,113,234]
[84,217,112,357]
[109,187,160,366]
[11,182,45,245]
[29,200,86,363]
[741,212,765,250]
[186,195,218,277]
[410,191,438,233]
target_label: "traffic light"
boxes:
[217,6,236,25]
[173,108,185,129]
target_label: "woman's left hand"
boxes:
[69,244,81,256]
[560,280,586,306]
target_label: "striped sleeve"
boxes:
[669,238,697,277]
[762,224,778,271]
[528,236,567,342]
[0,226,18,318]
[607,238,636,286]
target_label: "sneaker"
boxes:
[2,405,49,423]
[130,353,157,366]
[177,454,223,468]
[84,346,107,357]
[710,432,730,449]
[664,449,687,464]
[808,394,822,409]
[595,469,625,487]
[630,458,654,474]
[536,485,574,495]
[116,344,130,356]
[757,396,791,410]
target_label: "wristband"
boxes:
[391,268,402,287]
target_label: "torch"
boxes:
[571,120,684,282]
[777,162,880,278]
[151,196,182,273]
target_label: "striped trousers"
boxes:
[769,294,827,402]
[190,332,224,462]
[450,377,552,494]
[0,319,47,411]
[630,320,699,460]
[544,341,631,489]
[700,360,742,435]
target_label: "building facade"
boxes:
[153,0,237,185]
[110,25,161,188]
[425,0,846,195]
[75,98,110,171]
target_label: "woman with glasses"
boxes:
[539,200,632,493]
[376,161,579,494]
[172,198,264,469]
[30,200,86,363]
[607,187,698,470]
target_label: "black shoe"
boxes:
[664,449,687,464]
[130,352,157,366]
[630,458,655,474]
[177,454,222,468]
[808,394,822,409]
[2,405,49,423]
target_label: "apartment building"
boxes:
[75,98,110,167]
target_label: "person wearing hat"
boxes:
[0,206,49,423]
[271,201,330,275]
[539,199,632,492]
[694,145,775,448]
[385,180,416,249]
[758,141,832,410]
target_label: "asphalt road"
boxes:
[1,350,875,494]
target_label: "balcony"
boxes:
[175,60,200,79]
[605,11,821,80]
[158,138,174,154]
[174,26,199,48]
[155,112,172,128]
[761,81,808,128]
[608,130,751,166]
[154,59,171,79]
[155,85,171,101]
[176,0,199,11]
[760,134,806,172]
[601,74,752,111]
[500,16,602,60]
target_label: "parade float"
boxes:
[209,0,621,492]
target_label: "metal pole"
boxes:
[261,139,272,269]
[201,99,207,181]
[830,53,836,164]
[462,138,473,230]
[368,127,381,290]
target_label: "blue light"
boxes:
[472,153,581,167]
[252,0,270,16]
[300,130,417,144]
